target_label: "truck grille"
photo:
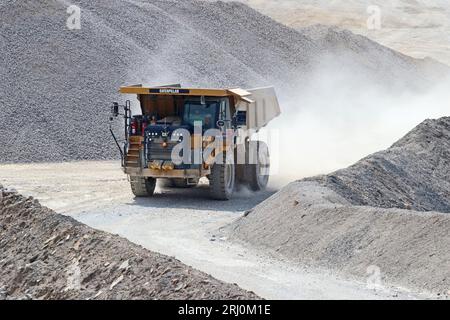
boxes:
[147,141,176,161]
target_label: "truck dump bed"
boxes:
[119,85,281,132]
[238,86,281,131]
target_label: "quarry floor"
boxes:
[0,161,430,300]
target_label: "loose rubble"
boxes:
[230,117,450,297]
[313,117,450,212]
[0,0,445,162]
[0,185,258,300]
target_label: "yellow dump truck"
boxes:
[110,84,281,200]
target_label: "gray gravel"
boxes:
[0,0,446,162]
[312,117,450,212]
[0,185,259,300]
[230,117,450,296]
[298,24,449,91]
[229,181,450,297]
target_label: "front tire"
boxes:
[209,153,235,200]
[130,176,156,197]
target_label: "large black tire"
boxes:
[130,176,156,197]
[209,153,235,200]
[245,141,270,191]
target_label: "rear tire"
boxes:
[130,176,156,197]
[209,153,235,200]
[245,141,270,191]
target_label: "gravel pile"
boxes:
[229,117,450,296]
[0,185,258,300]
[312,117,450,212]
[229,181,450,297]
[299,24,449,91]
[0,0,446,162]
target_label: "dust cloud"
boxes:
[265,55,450,188]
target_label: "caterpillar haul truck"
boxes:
[110,84,281,200]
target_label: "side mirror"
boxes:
[234,111,247,127]
[111,102,119,118]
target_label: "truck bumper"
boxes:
[123,167,207,179]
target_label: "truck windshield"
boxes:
[183,101,218,130]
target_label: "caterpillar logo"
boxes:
[160,89,179,94]
[149,88,190,94]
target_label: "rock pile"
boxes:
[0,0,445,162]
[229,117,450,296]
[312,117,450,212]
[0,185,258,300]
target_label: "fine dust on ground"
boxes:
[229,180,450,298]
[0,161,429,299]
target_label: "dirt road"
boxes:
[0,161,429,299]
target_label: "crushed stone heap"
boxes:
[312,117,450,212]
[0,185,258,300]
[229,117,450,296]
[0,0,445,162]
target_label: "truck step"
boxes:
[129,136,143,143]
[125,160,139,167]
